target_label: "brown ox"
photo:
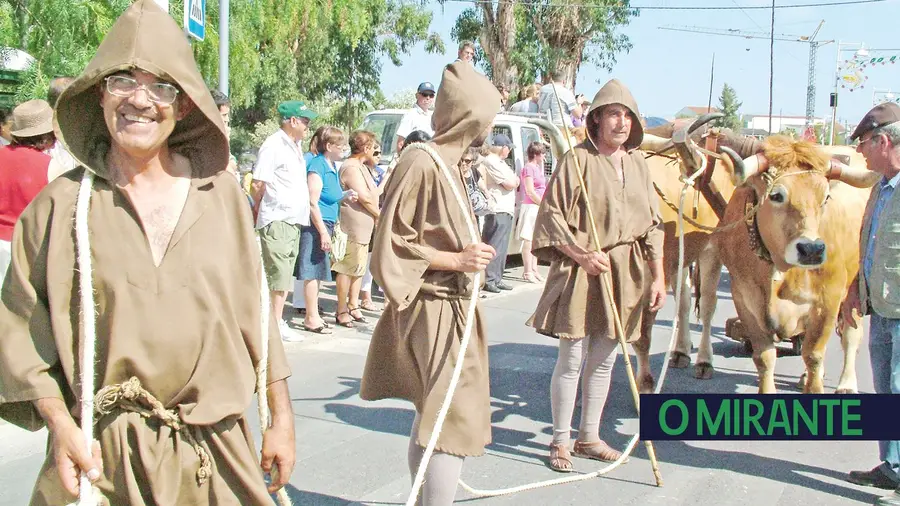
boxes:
[713,137,878,393]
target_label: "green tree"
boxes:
[715,83,743,132]
[451,0,636,91]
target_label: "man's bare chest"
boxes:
[123,181,191,266]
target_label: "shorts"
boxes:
[259,221,302,291]
[297,221,335,281]
[332,239,369,277]
[517,203,539,242]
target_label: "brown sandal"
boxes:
[335,312,354,328]
[548,443,574,473]
[573,440,627,463]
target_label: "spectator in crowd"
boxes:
[210,89,239,180]
[251,100,317,343]
[0,109,11,146]
[509,84,540,114]
[528,79,665,473]
[305,126,325,164]
[496,83,511,111]
[299,126,350,334]
[842,102,900,506]
[0,100,61,285]
[481,133,519,293]
[334,131,381,327]
[457,40,476,64]
[45,76,77,175]
[571,94,590,127]
[538,70,582,129]
[395,82,435,153]
[461,146,493,233]
[518,141,548,283]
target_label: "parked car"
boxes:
[358,108,569,257]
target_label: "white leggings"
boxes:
[407,413,465,506]
[550,336,618,445]
[361,253,373,293]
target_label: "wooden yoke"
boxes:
[696,133,728,220]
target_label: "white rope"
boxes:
[403,143,481,506]
[455,139,709,498]
[72,170,101,506]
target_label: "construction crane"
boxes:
[659,21,834,128]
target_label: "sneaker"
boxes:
[279,320,305,343]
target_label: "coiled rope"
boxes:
[71,169,291,506]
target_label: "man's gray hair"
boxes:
[873,121,900,148]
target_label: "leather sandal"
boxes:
[347,306,369,323]
[548,443,574,473]
[335,312,354,328]
[573,440,627,463]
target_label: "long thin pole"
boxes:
[768,0,775,135]
[707,53,715,113]
[830,40,842,145]
[218,0,230,95]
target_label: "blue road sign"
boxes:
[186,0,205,41]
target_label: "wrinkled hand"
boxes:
[578,251,610,276]
[320,234,332,253]
[260,422,296,494]
[648,277,666,313]
[50,418,103,497]
[840,287,862,331]
[458,243,496,273]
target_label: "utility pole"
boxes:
[219,0,229,95]
[768,0,775,135]
[707,53,715,114]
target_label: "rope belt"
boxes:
[92,377,212,486]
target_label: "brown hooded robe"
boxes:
[527,79,664,342]
[0,2,290,504]
[359,62,501,457]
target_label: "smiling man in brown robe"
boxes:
[527,79,665,472]
[360,61,500,505]
[0,1,294,504]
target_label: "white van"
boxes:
[359,108,569,257]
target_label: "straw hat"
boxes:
[10,99,54,138]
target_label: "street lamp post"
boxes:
[219,0,229,96]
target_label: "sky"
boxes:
[378,0,900,129]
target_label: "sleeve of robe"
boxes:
[0,189,67,431]
[371,150,438,310]
[635,153,664,261]
[530,149,584,263]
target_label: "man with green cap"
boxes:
[0,1,295,504]
[251,100,318,343]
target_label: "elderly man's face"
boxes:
[101,69,189,158]
[856,131,891,172]
[593,104,632,150]
[416,91,435,110]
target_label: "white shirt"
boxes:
[396,104,434,139]
[482,153,517,215]
[509,99,538,114]
[253,129,310,229]
[537,83,577,128]
[46,141,77,179]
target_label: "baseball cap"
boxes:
[277,100,318,121]
[850,102,900,141]
[417,82,436,95]
[491,133,514,148]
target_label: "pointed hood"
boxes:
[54,0,228,180]
[585,79,643,151]
[430,61,501,166]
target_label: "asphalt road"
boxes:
[0,264,888,505]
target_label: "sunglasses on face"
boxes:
[373,151,381,156]
[421,93,435,99]
[461,158,474,164]
[105,75,180,105]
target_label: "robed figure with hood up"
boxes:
[527,79,666,472]
[359,62,501,505]
[0,2,295,504]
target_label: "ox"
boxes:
[712,136,879,393]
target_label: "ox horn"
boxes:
[826,159,882,188]
[687,112,725,134]
[641,133,673,154]
[721,146,768,185]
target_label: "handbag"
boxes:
[466,173,492,217]
[331,222,348,262]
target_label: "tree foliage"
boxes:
[451,0,636,92]
[715,83,743,132]
[0,0,442,154]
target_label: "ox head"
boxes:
[721,136,880,270]
[641,112,724,176]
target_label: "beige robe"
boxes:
[359,61,501,457]
[0,2,290,504]
[528,79,663,342]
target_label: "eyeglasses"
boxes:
[461,158,474,164]
[421,93,435,99]
[858,135,879,149]
[105,75,180,105]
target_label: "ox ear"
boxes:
[641,133,673,154]
[826,159,882,188]
[721,146,768,186]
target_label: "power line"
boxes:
[441,0,888,10]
